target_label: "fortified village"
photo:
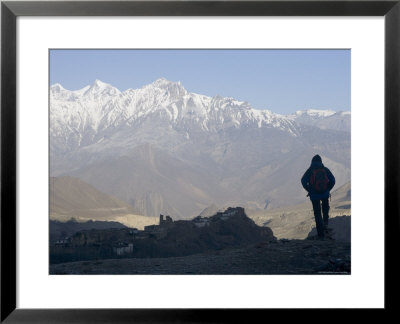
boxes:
[50,207,276,263]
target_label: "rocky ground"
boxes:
[50,238,350,275]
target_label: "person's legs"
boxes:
[311,199,324,238]
[322,198,330,228]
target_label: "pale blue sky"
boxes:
[50,49,350,115]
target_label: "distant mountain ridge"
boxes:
[288,109,351,132]
[50,79,349,157]
[50,79,301,158]
[50,176,158,229]
[50,79,351,218]
[50,176,137,215]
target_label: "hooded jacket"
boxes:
[301,161,335,200]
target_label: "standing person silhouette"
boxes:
[301,155,335,239]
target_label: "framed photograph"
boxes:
[1,0,398,322]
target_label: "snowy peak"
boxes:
[51,83,65,93]
[151,77,178,88]
[50,79,350,156]
[50,83,80,101]
[292,109,337,118]
[288,108,351,132]
[93,79,106,86]
[84,79,121,97]
[143,78,188,98]
[50,79,121,100]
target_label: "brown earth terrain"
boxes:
[50,176,158,229]
[50,239,350,275]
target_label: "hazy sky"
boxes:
[50,49,350,115]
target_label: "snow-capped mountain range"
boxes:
[50,78,351,219]
[287,109,351,132]
[50,78,349,154]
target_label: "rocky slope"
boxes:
[50,176,158,229]
[50,176,139,215]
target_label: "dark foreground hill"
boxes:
[50,207,275,264]
[50,219,127,244]
[50,207,351,274]
[50,239,350,275]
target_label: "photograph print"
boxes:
[49,49,351,275]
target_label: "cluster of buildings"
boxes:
[53,208,244,257]
[193,207,242,227]
[113,242,134,256]
[54,237,71,246]
[143,214,173,232]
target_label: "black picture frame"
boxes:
[1,0,399,322]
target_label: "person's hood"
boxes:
[310,161,324,168]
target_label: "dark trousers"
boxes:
[311,198,330,238]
